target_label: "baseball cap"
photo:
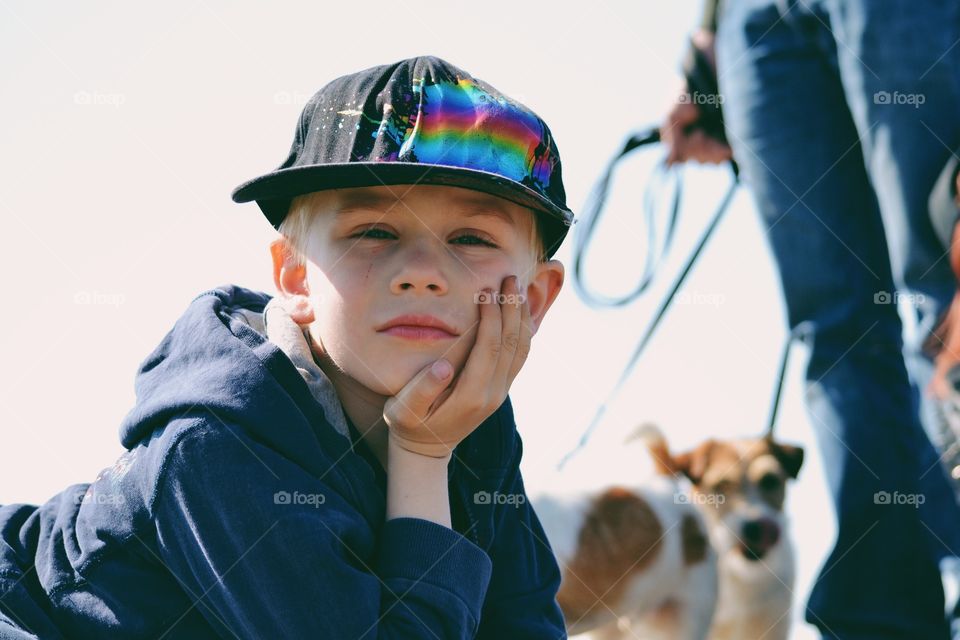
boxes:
[230,55,575,259]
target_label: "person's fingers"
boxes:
[490,275,524,397]
[661,101,698,148]
[505,289,533,388]
[447,283,503,412]
[685,131,733,165]
[706,139,734,164]
[666,128,688,166]
[382,358,453,444]
[689,131,733,164]
[391,282,506,455]
[669,104,707,165]
[701,135,732,164]
[659,110,677,145]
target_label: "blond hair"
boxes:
[278,190,548,269]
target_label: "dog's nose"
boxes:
[742,518,780,544]
[740,518,780,560]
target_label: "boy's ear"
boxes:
[525,259,564,336]
[269,239,314,325]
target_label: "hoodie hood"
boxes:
[117,284,380,497]
[233,292,351,442]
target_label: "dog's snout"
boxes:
[742,518,779,544]
[740,518,780,560]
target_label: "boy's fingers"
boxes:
[383,359,453,434]
[450,285,501,410]
[491,276,524,394]
[506,293,532,387]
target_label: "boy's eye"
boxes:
[349,227,499,248]
[452,234,499,248]
[350,227,394,240]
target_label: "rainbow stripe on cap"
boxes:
[375,77,557,199]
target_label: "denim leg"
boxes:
[716,1,949,637]
[823,0,960,565]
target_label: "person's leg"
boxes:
[716,0,950,637]
[824,0,960,626]
[825,0,960,514]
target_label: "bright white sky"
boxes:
[1,2,886,638]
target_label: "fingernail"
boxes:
[432,360,451,379]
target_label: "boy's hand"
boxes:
[382,274,531,458]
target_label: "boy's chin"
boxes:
[350,358,455,398]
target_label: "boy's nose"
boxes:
[391,260,449,294]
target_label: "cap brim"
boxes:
[231,162,573,232]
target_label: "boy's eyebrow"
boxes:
[335,192,402,214]
[458,206,516,226]
[334,193,518,226]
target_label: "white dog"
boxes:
[529,425,804,640]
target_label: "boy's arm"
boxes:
[473,427,568,639]
[386,433,452,527]
[151,419,492,640]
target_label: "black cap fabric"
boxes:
[231,55,574,259]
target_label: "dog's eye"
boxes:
[758,473,783,491]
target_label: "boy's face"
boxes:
[272,184,565,398]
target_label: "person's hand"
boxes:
[382,274,531,458]
[660,29,733,167]
[926,188,960,400]
[661,92,733,166]
[926,295,960,400]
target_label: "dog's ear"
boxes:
[625,423,677,476]
[672,441,714,485]
[769,441,804,479]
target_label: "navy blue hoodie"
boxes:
[0,284,566,639]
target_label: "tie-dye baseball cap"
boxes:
[230,55,574,259]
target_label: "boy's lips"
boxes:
[379,326,457,341]
[376,314,460,338]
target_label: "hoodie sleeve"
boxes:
[151,423,493,639]
[474,428,568,639]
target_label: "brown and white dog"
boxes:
[530,425,804,640]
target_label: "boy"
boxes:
[0,55,572,638]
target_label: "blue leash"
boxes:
[556,128,794,471]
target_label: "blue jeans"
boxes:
[715,0,960,637]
